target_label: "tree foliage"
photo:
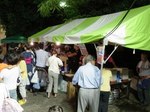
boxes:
[0,0,149,37]
[38,0,62,17]
[0,0,64,37]
[38,0,150,19]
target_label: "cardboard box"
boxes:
[109,68,129,81]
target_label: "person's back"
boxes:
[72,55,102,112]
[22,45,35,73]
[99,68,112,112]
[100,68,112,92]
[0,52,20,101]
[35,43,49,68]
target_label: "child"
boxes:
[48,105,63,112]
[18,54,28,105]
[0,52,21,101]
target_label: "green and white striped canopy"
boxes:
[29,5,150,51]
[28,24,62,42]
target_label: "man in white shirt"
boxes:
[35,43,49,68]
[35,43,49,86]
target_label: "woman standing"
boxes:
[22,44,35,91]
[99,68,112,112]
[46,50,63,98]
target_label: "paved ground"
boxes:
[22,91,74,112]
[22,91,150,112]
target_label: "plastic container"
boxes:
[109,92,114,104]
[116,71,122,83]
[113,89,120,99]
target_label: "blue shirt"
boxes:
[72,62,102,89]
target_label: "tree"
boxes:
[0,0,64,37]
[38,0,150,19]
[0,0,149,37]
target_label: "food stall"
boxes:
[109,68,131,99]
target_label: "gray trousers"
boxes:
[46,70,59,94]
[77,88,100,112]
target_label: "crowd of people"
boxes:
[0,43,83,106]
[0,42,150,112]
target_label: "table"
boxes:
[109,67,129,81]
[111,79,131,99]
[62,74,76,101]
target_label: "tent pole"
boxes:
[100,40,106,72]
[97,40,105,88]
[104,45,118,64]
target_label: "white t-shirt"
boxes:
[48,55,63,74]
[35,49,49,67]
[137,60,150,76]
[0,66,20,90]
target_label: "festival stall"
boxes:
[28,5,150,51]
[28,5,150,99]
[40,5,150,51]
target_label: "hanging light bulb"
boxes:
[56,41,61,46]
[30,42,34,46]
[133,49,135,54]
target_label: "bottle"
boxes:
[116,71,122,83]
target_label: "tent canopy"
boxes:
[1,35,27,43]
[28,24,62,42]
[29,5,150,51]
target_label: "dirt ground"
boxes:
[22,91,150,112]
